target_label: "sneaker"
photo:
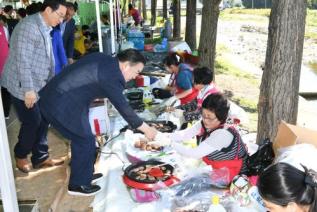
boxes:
[92,173,103,184]
[68,184,101,196]
[5,116,9,120]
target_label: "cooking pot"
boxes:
[123,160,180,191]
[121,120,177,134]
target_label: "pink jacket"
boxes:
[0,26,9,76]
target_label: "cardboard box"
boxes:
[273,121,317,154]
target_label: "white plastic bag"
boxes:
[275,143,317,172]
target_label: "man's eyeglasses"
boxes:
[54,11,65,19]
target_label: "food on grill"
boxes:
[130,164,172,182]
[134,140,163,151]
[148,122,173,132]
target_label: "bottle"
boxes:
[208,195,226,212]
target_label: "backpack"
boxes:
[246,138,275,176]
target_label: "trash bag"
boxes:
[246,138,275,176]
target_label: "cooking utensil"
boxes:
[123,160,180,191]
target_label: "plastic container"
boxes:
[208,195,226,212]
[127,30,145,50]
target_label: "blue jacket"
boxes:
[63,18,75,59]
[51,26,67,75]
[39,53,143,138]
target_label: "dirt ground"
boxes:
[7,118,94,211]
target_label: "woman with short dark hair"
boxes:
[258,163,317,212]
[153,93,248,182]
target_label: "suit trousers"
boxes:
[11,96,49,165]
[40,106,96,186]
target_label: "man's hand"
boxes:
[137,122,158,141]
[24,91,37,109]
[68,58,74,64]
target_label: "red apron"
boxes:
[176,87,199,105]
[199,126,243,182]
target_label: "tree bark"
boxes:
[122,0,128,17]
[198,0,222,78]
[185,0,196,50]
[142,0,147,21]
[173,0,181,38]
[256,0,307,143]
[138,0,142,14]
[163,0,168,19]
[151,0,157,26]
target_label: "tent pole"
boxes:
[95,0,103,52]
[109,0,116,55]
[0,91,19,212]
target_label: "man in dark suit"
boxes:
[39,49,158,196]
[61,2,76,64]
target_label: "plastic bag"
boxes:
[276,143,317,172]
[168,168,229,199]
[171,191,216,212]
[245,138,275,176]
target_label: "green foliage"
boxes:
[307,10,317,27]
[242,0,272,9]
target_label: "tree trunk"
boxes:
[256,0,307,143]
[163,0,168,19]
[198,0,222,78]
[185,0,196,50]
[122,0,128,17]
[151,0,157,26]
[142,0,147,21]
[138,0,142,13]
[173,0,181,38]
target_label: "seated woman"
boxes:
[153,53,198,105]
[257,162,317,212]
[176,67,219,122]
[153,93,248,181]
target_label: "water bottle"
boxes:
[208,195,226,212]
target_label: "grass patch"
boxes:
[220,8,317,40]
[307,10,317,28]
[216,43,230,53]
[215,56,257,83]
[220,8,270,23]
[308,62,317,74]
[231,96,258,113]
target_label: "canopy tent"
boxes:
[0,0,120,209]
[93,0,120,55]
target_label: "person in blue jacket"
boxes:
[51,25,68,74]
[39,49,157,196]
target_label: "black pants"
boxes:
[40,107,96,187]
[1,87,11,117]
[11,96,49,165]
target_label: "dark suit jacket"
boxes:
[39,53,143,138]
[62,18,75,59]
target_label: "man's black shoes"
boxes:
[92,173,103,184]
[68,184,101,196]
